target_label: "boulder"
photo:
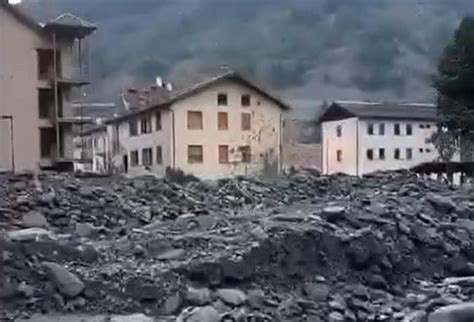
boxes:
[42,262,84,298]
[185,287,211,305]
[322,206,346,222]
[426,194,456,214]
[21,211,48,228]
[124,277,161,301]
[328,311,345,322]
[7,228,55,242]
[303,282,330,302]
[183,306,220,322]
[216,288,247,306]
[75,223,96,238]
[428,302,474,322]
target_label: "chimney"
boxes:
[156,76,163,87]
[166,82,173,91]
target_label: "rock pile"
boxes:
[2,170,474,321]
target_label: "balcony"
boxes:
[37,50,91,87]
[56,66,91,87]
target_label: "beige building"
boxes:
[83,71,290,178]
[320,101,459,176]
[0,1,95,172]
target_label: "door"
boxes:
[123,155,128,173]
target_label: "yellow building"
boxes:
[96,71,291,179]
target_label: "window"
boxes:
[38,89,53,119]
[379,148,385,160]
[156,146,162,164]
[406,124,413,136]
[218,112,228,130]
[131,150,139,166]
[367,123,374,135]
[336,125,342,137]
[419,148,424,153]
[188,145,203,163]
[37,49,55,80]
[394,148,401,160]
[155,112,162,131]
[188,111,203,130]
[241,113,251,131]
[420,124,425,129]
[141,116,152,134]
[142,148,153,166]
[239,146,251,163]
[394,124,401,135]
[426,124,431,129]
[426,148,432,153]
[379,123,385,135]
[425,138,432,144]
[241,94,251,106]
[406,148,413,160]
[219,145,229,163]
[218,93,228,106]
[367,149,374,160]
[129,120,138,136]
[336,150,342,162]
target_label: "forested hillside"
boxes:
[19,0,474,113]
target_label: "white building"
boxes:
[76,124,111,173]
[320,101,455,176]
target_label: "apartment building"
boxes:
[0,1,95,171]
[84,71,290,178]
[320,101,457,176]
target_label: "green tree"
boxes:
[434,17,474,132]
[431,129,460,183]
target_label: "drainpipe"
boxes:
[171,110,176,169]
[356,119,360,176]
[53,32,60,160]
[325,136,329,175]
[279,113,283,174]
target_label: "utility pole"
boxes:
[1,115,14,172]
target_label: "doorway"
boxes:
[123,155,128,173]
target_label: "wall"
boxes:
[172,79,284,179]
[0,6,77,171]
[358,119,440,174]
[112,109,173,176]
[285,143,322,171]
[0,7,47,171]
[322,117,358,175]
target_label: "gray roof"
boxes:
[319,101,439,122]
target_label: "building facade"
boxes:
[320,101,456,176]
[83,71,290,179]
[0,2,95,172]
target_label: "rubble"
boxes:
[2,170,474,321]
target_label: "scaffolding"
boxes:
[43,14,96,168]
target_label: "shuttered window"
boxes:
[218,112,228,130]
[188,145,203,163]
[241,113,251,131]
[188,111,203,130]
[219,145,229,163]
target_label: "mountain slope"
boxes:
[19,0,474,113]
